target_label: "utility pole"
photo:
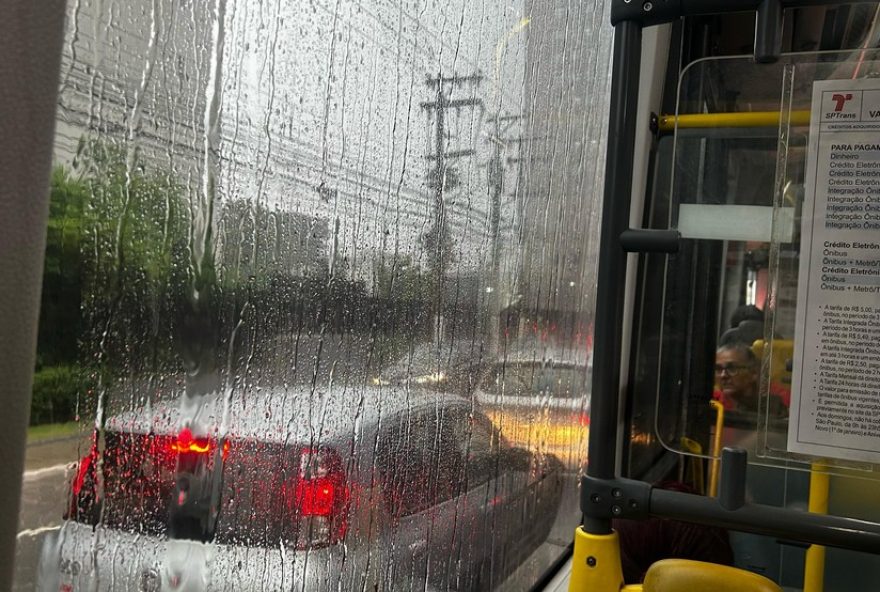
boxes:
[485,113,525,352]
[421,72,483,343]
[486,114,523,279]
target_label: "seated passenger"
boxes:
[713,343,785,416]
[713,343,759,412]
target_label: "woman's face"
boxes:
[715,348,758,408]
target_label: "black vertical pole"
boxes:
[583,20,643,535]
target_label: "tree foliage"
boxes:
[35,142,190,423]
[40,144,190,367]
[75,142,190,372]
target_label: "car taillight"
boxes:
[285,447,350,549]
[170,427,230,458]
[295,476,339,516]
[66,447,99,523]
[568,412,591,428]
[71,452,93,497]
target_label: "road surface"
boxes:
[15,437,83,592]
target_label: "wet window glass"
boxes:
[483,363,589,399]
[16,0,612,590]
[378,408,466,517]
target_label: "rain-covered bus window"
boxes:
[16,1,612,590]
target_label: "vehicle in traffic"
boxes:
[474,348,591,472]
[371,341,486,394]
[37,384,564,591]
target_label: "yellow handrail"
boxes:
[680,437,705,495]
[657,110,811,132]
[708,400,725,497]
[804,463,830,592]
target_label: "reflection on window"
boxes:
[484,364,588,399]
[379,409,465,518]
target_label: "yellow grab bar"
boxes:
[680,437,705,494]
[657,110,811,132]
[708,400,725,497]
[804,463,830,592]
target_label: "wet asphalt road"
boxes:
[15,437,83,592]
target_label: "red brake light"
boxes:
[72,452,94,496]
[282,447,350,547]
[67,447,99,522]
[295,477,338,516]
[570,412,590,428]
[170,428,229,457]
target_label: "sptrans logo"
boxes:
[822,90,860,121]
[831,93,853,112]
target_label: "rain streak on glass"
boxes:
[20,0,613,590]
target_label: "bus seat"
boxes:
[641,558,782,592]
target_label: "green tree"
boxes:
[33,142,190,424]
[38,167,88,367]
[74,141,190,373]
[76,142,188,295]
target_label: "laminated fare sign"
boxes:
[789,79,880,463]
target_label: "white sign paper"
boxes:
[789,79,880,463]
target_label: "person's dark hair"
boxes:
[719,319,763,347]
[730,305,763,328]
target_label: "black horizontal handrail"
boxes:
[651,488,880,554]
[612,0,847,27]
